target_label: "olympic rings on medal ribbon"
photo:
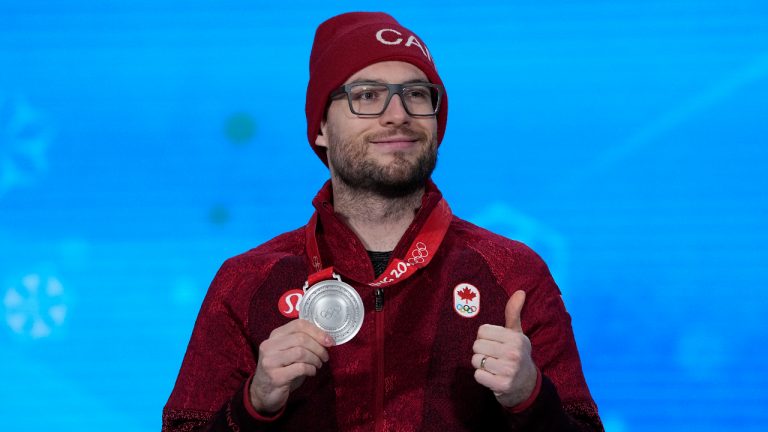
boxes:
[408,241,429,265]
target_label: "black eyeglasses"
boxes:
[329,82,444,117]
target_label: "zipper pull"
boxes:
[375,288,384,312]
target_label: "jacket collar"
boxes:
[310,179,444,284]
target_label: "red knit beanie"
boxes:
[305,12,448,165]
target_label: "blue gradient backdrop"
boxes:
[1,1,767,430]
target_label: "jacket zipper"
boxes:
[374,288,385,432]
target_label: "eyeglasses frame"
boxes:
[328,81,444,117]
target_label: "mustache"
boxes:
[365,127,428,142]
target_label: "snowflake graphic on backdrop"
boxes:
[470,203,569,293]
[3,273,68,339]
[0,94,52,198]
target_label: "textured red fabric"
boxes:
[242,374,284,422]
[305,12,448,165]
[509,368,542,413]
[163,181,604,431]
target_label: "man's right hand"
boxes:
[249,319,334,415]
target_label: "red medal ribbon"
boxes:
[305,198,452,288]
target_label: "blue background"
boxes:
[1,1,767,430]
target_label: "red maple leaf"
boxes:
[457,287,476,304]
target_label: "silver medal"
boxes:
[299,274,364,345]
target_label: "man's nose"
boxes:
[378,94,410,127]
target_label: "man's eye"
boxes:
[405,88,430,99]
[351,88,385,101]
[360,91,377,100]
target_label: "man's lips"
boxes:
[369,136,420,149]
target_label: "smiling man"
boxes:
[163,12,604,431]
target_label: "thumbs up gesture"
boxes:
[472,290,538,408]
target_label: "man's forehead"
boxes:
[344,61,429,84]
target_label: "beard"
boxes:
[326,126,438,199]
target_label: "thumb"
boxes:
[505,290,526,331]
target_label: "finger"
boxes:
[261,332,330,363]
[270,319,335,347]
[477,323,522,343]
[473,338,510,360]
[271,362,319,387]
[472,353,495,373]
[284,332,331,362]
[473,336,530,361]
[504,290,526,331]
[288,333,330,363]
[474,368,508,394]
[262,345,325,370]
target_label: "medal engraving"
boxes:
[300,279,364,345]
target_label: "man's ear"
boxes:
[315,120,329,148]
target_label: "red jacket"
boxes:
[163,181,603,431]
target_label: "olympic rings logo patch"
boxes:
[453,283,480,318]
[456,304,478,313]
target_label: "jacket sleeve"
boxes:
[161,258,284,431]
[471,234,604,432]
[501,374,603,431]
[500,254,604,431]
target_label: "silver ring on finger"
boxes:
[480,356,488,371]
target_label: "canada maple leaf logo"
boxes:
[457,286,476,304]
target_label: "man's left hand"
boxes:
[472,290,538,408]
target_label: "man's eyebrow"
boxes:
[346,78,432,85]
[403,78,431,84]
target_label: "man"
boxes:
[163,12,603,431]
